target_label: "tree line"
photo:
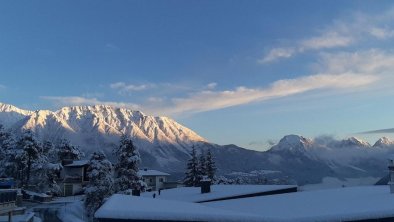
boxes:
[183,146,216,187]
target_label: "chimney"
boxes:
[388,157,394,193]
[200,176,211,194]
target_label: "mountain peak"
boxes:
[0,102,33,128]
[272,134,313,152]
[373,137,394,148]
[339,137,371,148]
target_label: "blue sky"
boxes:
[1,0,394,150]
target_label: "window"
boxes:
[159,178,164,182]
[150,179,153,183]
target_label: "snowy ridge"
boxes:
[0,102,33,128]
[271,135,313,152]
[373,137,394,148]
[337,137,371,148]
[0,103,207,169]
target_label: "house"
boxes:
[60,160,89,196]
[138,169,170,191]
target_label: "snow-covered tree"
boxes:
[57,139,84,163]
[114,135,145,193]
[85,151,114,218]
[184,146,200,187]
[0,124,15,177]
[198,150,207,177]
[15,130,42,188]
[205,149,216,181]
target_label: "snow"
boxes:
[141,185,297,202]
[374,137,394,147]
[57,200,87,222]
[301,177,381,191]
[24,190,50,198]
[95,194,263,222]
[63,160,89,167]
[205,186,394,222]
[138,169,170,176]
[0,212,35,222]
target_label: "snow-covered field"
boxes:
[300,176,381,191]
[141,184,296,202]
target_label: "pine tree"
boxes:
[15,130,41,188]
[0,124,15,177]
[114,135,145,193]
[198,150,207,177]
[85,151,114,218]
[184,146,200,187]
[205,149,216,181]
[57,139,84,163]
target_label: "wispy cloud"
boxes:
[258,47,296,63]
[360,128,394,134]
[148,73,376,115]
[41,96,141,110]
[0,84,5,90]
[299,32,354,50]
[259,9,394,63]
[205,82,217,90]
[42,49,393,116]
[145,49,392,115]
[110,82,156,93]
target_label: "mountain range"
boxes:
[1,102,393,185]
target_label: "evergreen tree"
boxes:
[198,150,207,177]
[0,124,15,177]
[184,146,200,187]
[15,130,41,188]
[36,140,62,194]
[205,149,216,181]
[114,135,145,193]
[85,151,114,218]
[57,139,84,163]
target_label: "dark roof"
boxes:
[63,160,89,167]
[375,174,389,185]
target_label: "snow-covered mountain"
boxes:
[373,137,394,148]
[0,102,392,185]
[271,135,313,152]
[0,103,211,171]
[337,137,371,148]
[0,103,32,128]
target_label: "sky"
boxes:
[1,0,394,150]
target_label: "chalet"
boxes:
[60,160,89,196]
[139,169,170,191]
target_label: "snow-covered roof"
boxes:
[138,169,170,176]
[142,185,296,203]
[94,194,263,222]
[63,160,89,167]
[205,186,394,222]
